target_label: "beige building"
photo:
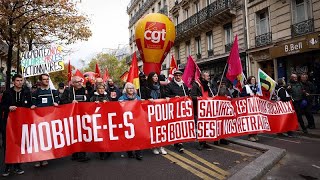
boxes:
[127,0,170,76]
[247,0,320,86]
[168,0,247,80]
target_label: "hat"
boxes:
[174,70,183,75]
[58,82,65,88]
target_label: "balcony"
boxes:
[175,0,236,42]
[207,49,214,57]
[291,18,314,37]
[129,0,157,27]
[255,32,272,47]
[158,5,168,16]
[129,35,135,45]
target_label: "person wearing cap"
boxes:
[165,70,189,153]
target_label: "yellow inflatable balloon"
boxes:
[135,13,175,75]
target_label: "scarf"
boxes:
[150,83,160,99]
[174,78,184,87]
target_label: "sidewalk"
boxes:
[296,113,320,138]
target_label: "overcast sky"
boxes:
[67,0,131,68]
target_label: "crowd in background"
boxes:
[0,69,317,177]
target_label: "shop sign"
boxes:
[270,33,319,58]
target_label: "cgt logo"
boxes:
[144,22,166,49]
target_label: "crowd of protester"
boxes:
[0,70,316,177]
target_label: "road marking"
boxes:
[165,149,226,180]
[259,135,301,144]
[312,164,320,169]
[183,150,230,176]
[207,143,254,157]
[163,154,213,180]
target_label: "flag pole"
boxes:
[216,63,228,96]
[48,73,55,104]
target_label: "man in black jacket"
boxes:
[301,74,316,129]
[60,76,90,162]
[1,74,31,177]
[190,72,215,150]
[165,70,189,153]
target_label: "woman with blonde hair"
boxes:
[118,82,143,160]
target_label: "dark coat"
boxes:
[90,92,109,102]
[165,81,189,97]
[1,87,32,122]
[140,84,166,100]
[60,87,89,104]
[276,86,291,102]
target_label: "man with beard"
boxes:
[106,79,121,101]
[190,72,228,150]
[60,76,90,162]
[165,70,189,153]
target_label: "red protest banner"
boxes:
[6,97,195,163]
[5,97,299,163]
[196,96,299,140]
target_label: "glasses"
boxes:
[74,81,82,83]
[127,88,134,90]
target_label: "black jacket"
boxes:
[90,92,109,102]
[1,87,32,122]
[140,84,166,100]
[276,86,291,102]
[165,81,189,97]
[60,87,89,104]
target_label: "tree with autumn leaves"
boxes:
[0,0,92,89]
[84,53,129,87]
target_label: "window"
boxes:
[175,46,180,61]
[292,0,311,23]
[195,2,200,13]
[186,41,191,57]
[175,16,179,25]
[256,10,269,35]
[224,23,233,45]
[152,8,155,13]
[158,2,161,11]
[207,0,212,6]
[164,0,166,6]
[195,37,201,55]
[184,9,189,20]
[206,31,213,50]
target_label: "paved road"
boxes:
[260,134,320,180]
[0,141,262,180]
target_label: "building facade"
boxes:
[168,0,247,80]
[247,0,320,85]
[127,0,170,76]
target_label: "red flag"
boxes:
[168,55,177,81]
[95,63,101,78]
[74,69,85,82]
[120,71,129,82]
[103,68,110,83]
[127,52,140,89]
[67,60,72,83]
[226,35,243,82]
[182,56,201,88]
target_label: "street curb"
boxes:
[227,138,286,180]
[295,131,320,138]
